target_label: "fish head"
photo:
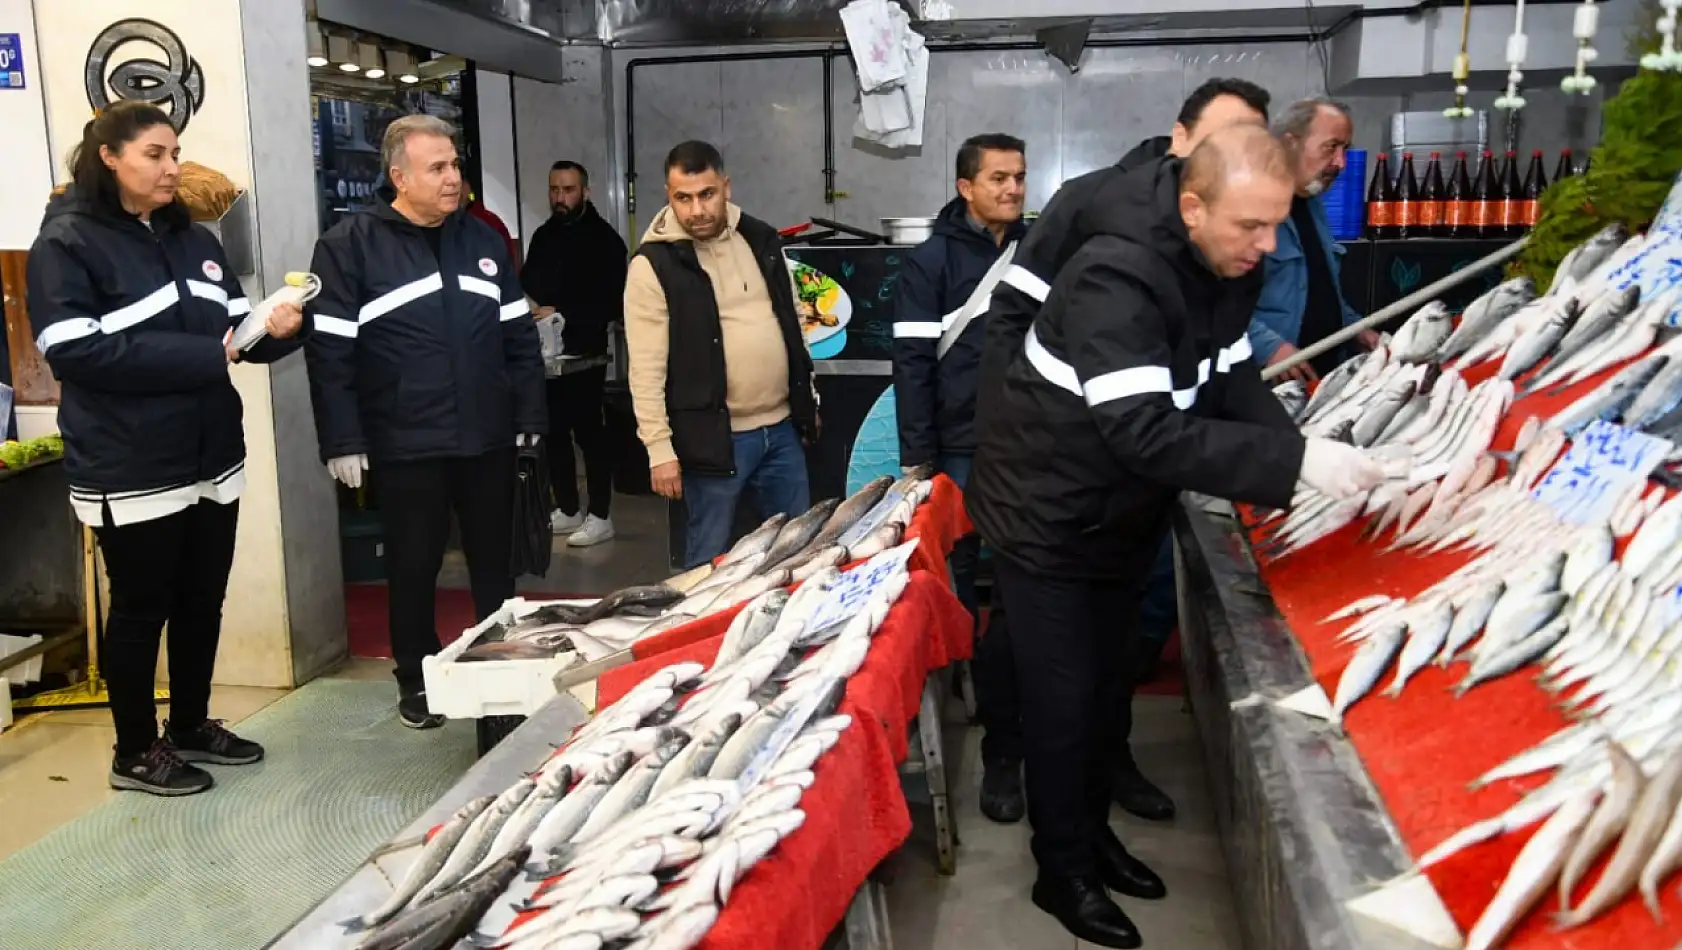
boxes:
[1420,300,1451,324]
[599,749,636,783]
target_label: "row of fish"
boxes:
[455,468,936,664]
[337,555,914,950]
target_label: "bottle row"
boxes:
[1365,149,1586,240]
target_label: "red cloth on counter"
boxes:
[1247,351,1682,947]
[634,473,971,662]
[583,570,974,950]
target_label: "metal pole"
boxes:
[1261,236,1529,381]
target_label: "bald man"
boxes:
[966,126,1383,948]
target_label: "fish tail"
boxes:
[337,916,370,934]
[1642,879,1663,920]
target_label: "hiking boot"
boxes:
[110,740,214,797]
[166,718,264,765]
[399,689,446,730]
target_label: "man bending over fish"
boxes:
[967,124,1385,948]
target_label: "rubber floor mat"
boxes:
[0,679,476,950]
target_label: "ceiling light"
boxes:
[327,33,358,71]
[306,25,328,67]
[358,41,384,78]
[388,48,419,83]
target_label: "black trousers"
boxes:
[545,366,612,519]
[995,557,1145,878]
[378,449,516,693]
[95,500,240,758]
[950,534,1022,764]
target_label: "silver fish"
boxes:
[1386,600,1452,696]
[570,732,693,845]
[1463,787,1597,950]
[649,709,750,800]
[707,704,788,781]
[524,751,634,865]
[1352,379,1418,447]
[1456,615,1570,696]
[1548,222,1630,296]
[1438,276,1537,362]
[720,514,788,567]
[799,476,894,558]
[1550,352,1673,436]
[1532,284,1643,385]
[356,845,531,950]
[706,569,794,617]
[1332,621,1406,722]
[1622,350,1682,430]
[760,499,842,569]
[1638,764,1682,916]
[1300,352,1367,424]
[1557,740,1645,911]
[1441,582,1503,664]
[1391,300,1453,363]
[341,795,497,932]
[1560,749,1682,926]
[1499,296,1582,381]
[1272,378,1309,420]
[411,778,535,904]
[712,589,790,669]
[846,521,904,561]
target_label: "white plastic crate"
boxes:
[421,596,592,720]
[0,633,45,685]
[0,676,11,732]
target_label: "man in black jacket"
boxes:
[968,126,1383,947]
[305,115,547,729]
[521,160,629,548]
[894,133,1029,824]
[978,77,1271,825]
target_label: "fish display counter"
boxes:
[1175,215,1682,949]
[267,544,975,950]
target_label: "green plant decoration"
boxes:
[1512,0,1682,289]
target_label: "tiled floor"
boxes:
[0,657,392,862]
[886,694,1243,950]
[439,491,674,596]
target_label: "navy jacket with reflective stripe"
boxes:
[968,157,1305,579]
[892,195,1026,467]
[26,191,300,496]
[304,188,547,464]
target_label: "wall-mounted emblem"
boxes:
[84,18,204,132]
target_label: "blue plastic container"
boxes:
[1324,148,1367,240]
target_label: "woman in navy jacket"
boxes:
[27,102,305,797]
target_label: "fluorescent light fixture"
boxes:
[306,25,328,67]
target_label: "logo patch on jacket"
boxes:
[202,259,222,281]
[479,257,498,277]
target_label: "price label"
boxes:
[0,34,25,90]
[802,539,919,635]
[1532,420,1673,524]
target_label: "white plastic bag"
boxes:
[231,272,322,352]
[0,382,12,433]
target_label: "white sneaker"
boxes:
[551,510,584,534]
[568,515,615,547]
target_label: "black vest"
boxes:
[637,213,817,476]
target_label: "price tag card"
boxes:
[0,35,25,90]
[1532,420,1673,525]
[802,539,919,635]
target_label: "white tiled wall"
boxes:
[572,41,1605,241]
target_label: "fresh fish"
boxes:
[570,731,693,845]
[1547,223,1629,296]
[1562,525,1616,596]
[1623,350,1682,431]
[353,846,531,950]
[1554,288,1679,389]
[1499,296,1582,381]
[342,796,497,932]
[1440,582,1503,664]
[1438,277,1537,362]
[411,779,534,904]
[524,752,634,864]
[1456,615,1570,695]
[681,554,765,601]
[1352,379,1418,447]
[1639,776,1682,916]
[649,709,751,800]
[1300,352,1366,424]
[760,499,842,569]
[1385,600,1452,696]
[847,521,905,561]
[1548,352,1672,437]
[705,569,794,616]
[1321,595,1394,624]
[1559,749,1682,927]
[630,901,719,950]
[720,514,787,567]
[707,704,789,781]
[1332,621,1406,722]
[459,641,565,662]
[712,589,790,669]
[801,476,893,556]
[1530,284,1643,384]
[1558,740,1646,910]
[1463,787,1598,950]
[790,544,848,582]
[1391,301,1454,363]
[527,585,685,627]
[1273,379,1309,420]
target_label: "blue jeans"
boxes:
[1138,534,1177,647]
[682,420,811,568]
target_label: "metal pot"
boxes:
[881,216,936,245]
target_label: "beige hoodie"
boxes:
[624,203,794,469]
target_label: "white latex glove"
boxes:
[1299,439,1385,500]
[328,454,369,489]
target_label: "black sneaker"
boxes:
[110,740,214,797]
[980,757,1026,823]
[165,718,265,765]
[399,690,445,730]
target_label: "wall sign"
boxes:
[83,18,204,131]
[0,33,24,89]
